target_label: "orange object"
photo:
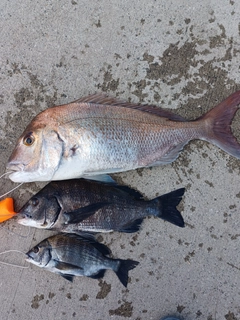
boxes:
[0,198,17,222]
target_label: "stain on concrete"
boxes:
[184,250,195,262]
[96,280,111,299]
[31,294,44,309]
[177,304,185,313]
[109,301,133,317]
[79,294,89,301]
[66,293,72,299]
[225,311,238,320]
[98,64,120,92]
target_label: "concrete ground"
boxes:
[0,0,240,319]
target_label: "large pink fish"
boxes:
[7,92,240,182]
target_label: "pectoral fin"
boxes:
[64,202,110,224]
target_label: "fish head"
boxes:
[26,239,52,267]
[17,191,62,229]
[7,115,63,183]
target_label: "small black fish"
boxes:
[26,233,139,287]
[17,179,185,233]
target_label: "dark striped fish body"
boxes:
[17,179,185,233]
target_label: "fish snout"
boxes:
[17,216,29,226]
[6,161,25,172]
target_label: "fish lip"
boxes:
[25,252,32,260]
[6,162,25,172]
[17,216,28,225]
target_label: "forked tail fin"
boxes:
[154,188,185,228]
[115,259,139,287]
[198,90,240,159]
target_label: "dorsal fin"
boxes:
[73,94,186,122]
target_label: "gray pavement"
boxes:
[0,0,240,319]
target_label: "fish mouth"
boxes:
[6,162,25,172]
[25,252,33,261]
[17,216,29,226]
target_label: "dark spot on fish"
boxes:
[79,294,89,301]
[199,243,203,248]
[229,204,236,209]
[70,145,78,156]
[66,293,71,299]
[109,301,133,318]
[96,280,111,299]
[72,312,76,317]
[139,253,145,259]
[120,244,125,249]
[177,305,185,313]
[148,271,154,276]
[71,0,77,4]
[142,309,148,313]
[211,234,218,240]
[31,294,44,309]
[207,247,213,252]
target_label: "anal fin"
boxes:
[148,142,187,166]
[119,218,144,233]
[89,269,106,279]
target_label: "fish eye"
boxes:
[23,133,35,146]
[33,246,39,253]
[31,198,39,207]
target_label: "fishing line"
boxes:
[0,182,24,199]
[0,171,24,198]
[0,249,29,268]
[0,172,12,179]
[1,225,31,238]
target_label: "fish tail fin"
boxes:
[198,90,240,159]
[115,259,139,287]
[154,188,185,227]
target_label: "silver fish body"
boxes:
[7,92,240,182]
[26,233,139,287]
[17,179,185,232]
